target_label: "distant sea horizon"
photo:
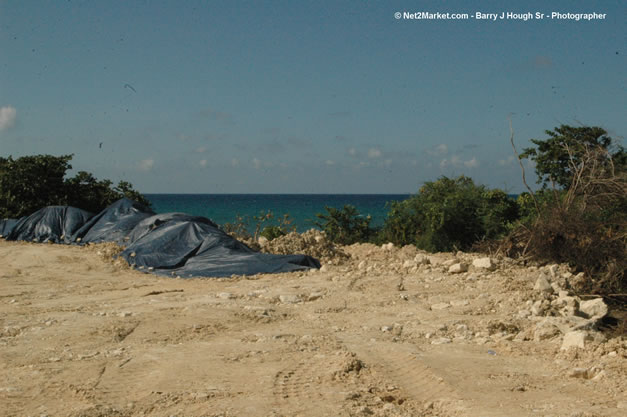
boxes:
[145,193,412,233]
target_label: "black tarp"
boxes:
[71,198,155,244]
[6,206,94,243]
[0,218,19,237]
[119,212,319,277]
[4,199,319,277]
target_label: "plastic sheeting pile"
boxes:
[1,199,319,277]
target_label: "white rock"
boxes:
[279,294,302,304]
[382,242,395,251]
[517,309,531,319]
[450,299,469,307]
[472,257,496,271]
[402,260,417,269]
[548,264,559,277]
[534,319,561,341]
[414,254,431,265]
[442,259,458,267]
[358,261,367,270]
[592,370,607,380]
[431,302,450,310]
[578,298,608,319]
[319,265,329,273]
[534,275,553,293]
[217,292,236,299]
[431,337,452,345]
[257,236,269,247]
[561,330,588,350]
[448,263,468,274]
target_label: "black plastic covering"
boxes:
[71,198,155,244]
[4,199,319,277]
[119,212,319,277]
[7,206,94,243]
[0,218,19,237]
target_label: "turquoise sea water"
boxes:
[145,194,411,233]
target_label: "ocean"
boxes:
[145,194,411,233]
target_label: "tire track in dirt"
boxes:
[271,353,358,417]
[338,334,463,410]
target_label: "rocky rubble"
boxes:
[260,229,350,264]
[519,266,612,350]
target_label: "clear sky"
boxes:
[1,0,625,193]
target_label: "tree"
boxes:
[520,125,625,189]
[508,124,626,294]
[315,205,374,245]
[381,176,519,252]
[0,154,72,218]
[0,154,151,218]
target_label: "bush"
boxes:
[380,176,519,252]
[520,124,625,189]
[510,127,626,294]
[221,210,294,242]
[0,154,150,218]
[314,205,374,245]
[260,225,286,241]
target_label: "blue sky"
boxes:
[1,0,625,193]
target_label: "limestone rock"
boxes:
[402,260,417,269]
[431,337,452,345]
[561,330,589,350]
[534,275,553,293]
[279,294,302,304]
[381,242,395,251]
[431,302,450,310]
[448,263,468,274]
[442,259,458,267]
[548,264,559,277]
[578,298,608,320]
[472,257,496,271]
[217,292,236,300]
[533,319,561,341]
[414,254,431,265]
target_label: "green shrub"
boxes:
[510,125,626,294]
[260,225,286,241]
[0,154,150,218]
[520,125,625,189]
[314,205,374,245]
[381,176,519,252]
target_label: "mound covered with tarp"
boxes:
[120,213,319,277]
[6,206,94,243]
[71,198,155,244]
[0,218,19,237]
[3,198,319,277]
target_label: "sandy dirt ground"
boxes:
[0,240,625,417]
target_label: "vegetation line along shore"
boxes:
[1,124,625,297]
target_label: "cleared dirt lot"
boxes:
[0,240,625,416]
